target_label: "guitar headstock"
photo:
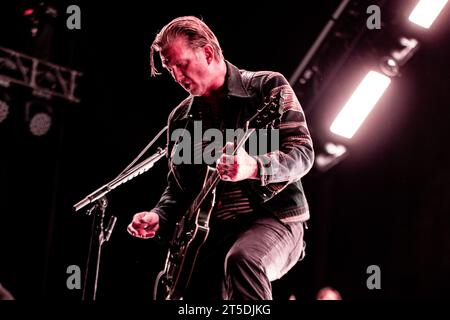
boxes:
[249,90,284,129]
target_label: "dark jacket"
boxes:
[152,61,314,239]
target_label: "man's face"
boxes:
[160,37,211,96]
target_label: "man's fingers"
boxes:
[219,166,238,181]
[145,231,156,238]
[138,229,155,239]
[127,224,138,237]
[131,220,144,230]
[138,218,157,229]
[218,154,235,165]
[222,141,235,155]
[128,224,156,239]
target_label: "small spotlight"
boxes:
[23,8,34,16]
[379,56,399,77]
[25,99,53,136]
[315,143,348,172]
[29,112,52,136]
[0,99,9,123]
[0,90,11,124]
[324,142,347,157]
[22,2,59,37]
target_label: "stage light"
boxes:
[25,99,53,136]
[29,112,52,136]
[330,71,391,139]
[23,8,34,17]
[0,99,9,123]
[379,56,399,77]
[21,1,58,38]
[408,0,448,29]
[315,143,348,172]
[324,142,347,157]
[380,37,419,77]
[0,89,11,124]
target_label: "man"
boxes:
[127,16,314,300]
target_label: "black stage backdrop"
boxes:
[0,0,449,301]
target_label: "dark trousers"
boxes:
[185,213,305,300]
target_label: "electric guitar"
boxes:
[154,90,284,300]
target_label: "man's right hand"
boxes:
[127,211,160,239]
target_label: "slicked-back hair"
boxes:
[150,16,224,76]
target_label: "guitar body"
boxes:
[154,167,216,300]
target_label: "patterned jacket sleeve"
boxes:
[253,72,314,186]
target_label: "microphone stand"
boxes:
[73,146,167,213]
[74,126,167,300]
[81,196,114,301]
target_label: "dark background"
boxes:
[0,0,449,301]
